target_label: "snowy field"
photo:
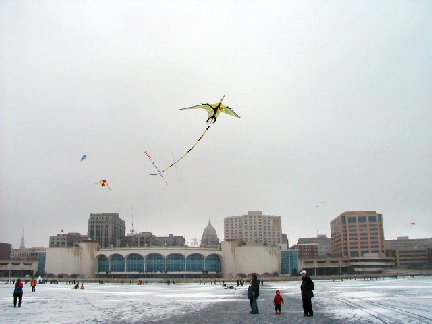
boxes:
[1,277,432,323]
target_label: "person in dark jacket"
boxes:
[248,273,260,314]
[300,270,314,317]
[13,278,24,307]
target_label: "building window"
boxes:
[348,217,356,223]
[368,216,377,222]
[358,216,366,223]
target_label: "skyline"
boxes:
[4,209,426,249]
[1,1,431,248]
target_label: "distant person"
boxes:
[73,283,79,289]
[300,270,314,317]
[248,273,260,314]
[273,289,284,314]
[80,284,84,289]
[13,279,24,307]
[31,279,37,292]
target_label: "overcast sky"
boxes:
[1,1,431,248]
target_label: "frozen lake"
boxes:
[1,276,432,323]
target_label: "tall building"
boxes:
[88,213,125,248]
[49,232,89,248]
[298,234,332,256]
[200,220,220,248]
[224,211,282,246]
[331,211,385,258]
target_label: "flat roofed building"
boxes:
[298,234,332,256]
[224,211,282,246]
[331,211,385,258]
[88,213,125,248]
[49,232,89,248]
[385,237,432,269]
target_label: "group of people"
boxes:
[247,270,315,317]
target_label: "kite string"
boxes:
[150,124,211,175]
[145,150,168,185]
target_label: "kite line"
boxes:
[150,124,211,175]
[145,150,168,185]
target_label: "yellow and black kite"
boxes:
[179,95,240,124]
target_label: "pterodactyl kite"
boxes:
[179,95,240,124]
[149,96,240,176]
[96,179,111,191]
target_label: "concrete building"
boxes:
[43,240,282,278]
[385,237,432,269]
[45,241,99,277]
[281,249,299,275]
[224,211,282,246]
[11,247,46,261]
[123,232,160,247]
[200,220,220,248]
[221,240,281,277]
[298,234,332,257]
[49,232,89,248]
[156,234,186,247]
[88,213,125,248]
[331,211,385,258]
[0,243,12,260]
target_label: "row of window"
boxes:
[97,253,221,272]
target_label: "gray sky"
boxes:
[1,1,431,248]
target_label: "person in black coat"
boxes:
[248,273,260,314]
[300,270,314,317]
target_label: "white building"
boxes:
[224,211,282,246]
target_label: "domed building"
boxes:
[200,219,220,248]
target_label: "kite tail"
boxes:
[145,150,168,185]
[150,124,211,175]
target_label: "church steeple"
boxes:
[20,228,25,249]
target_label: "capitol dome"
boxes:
[200,219,220,247]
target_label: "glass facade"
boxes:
[98,255,109,272]
[281,250,299,275]
[186,253,204,271]
[96,252,222,275]
[126,253,144,272]
[146,253,165,272]
[110,254,125,272]
[166,253,185,272]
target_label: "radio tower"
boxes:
[130,206,135,235]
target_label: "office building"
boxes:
[298,234,332,257]
[385,237,432,269]
[224,211,282,246]
[49,232,89,248]
[331,211,385,258]
[88,213,125,248]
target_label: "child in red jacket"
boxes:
[273,289,284,314]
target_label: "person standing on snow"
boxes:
[248,273,260,314]
[13,279,24,307]
[273,289,284,314]
[31,279,37,292]
[300,270,314,317]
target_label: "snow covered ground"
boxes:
[1,276,431,323]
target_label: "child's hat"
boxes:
[276,289,280,294]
